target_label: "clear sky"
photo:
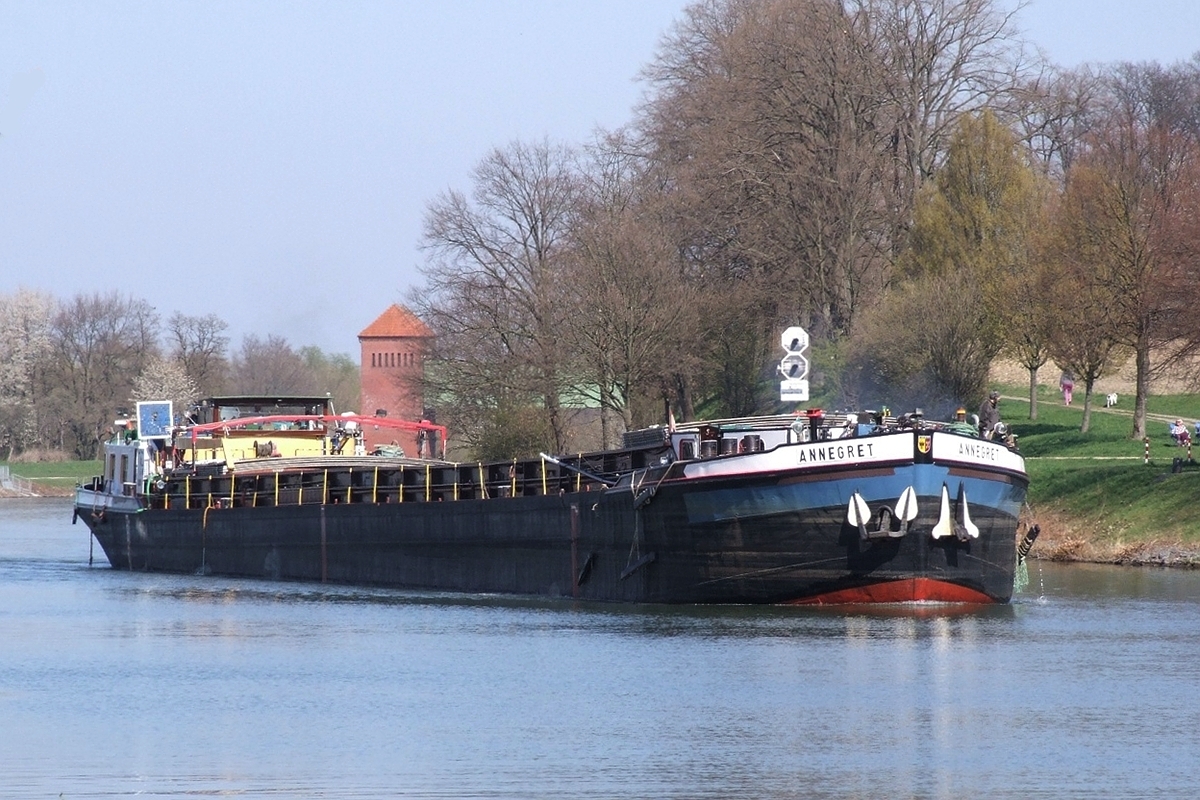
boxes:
[3,1,1200,356]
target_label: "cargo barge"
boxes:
[73,393,1032,604]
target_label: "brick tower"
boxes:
[358,304,434,455]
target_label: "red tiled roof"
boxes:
[358,304,434,339]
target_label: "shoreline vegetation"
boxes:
[1011,383,1200,569]
[5,381,1200,568]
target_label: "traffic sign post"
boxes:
[779,326,809,402]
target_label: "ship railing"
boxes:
[142,453,633,510]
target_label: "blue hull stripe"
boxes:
[682,464,1024,524]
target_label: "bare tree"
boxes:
[1005,254,1057,419]
[167,312,229,395]
[1042,201,1130,433]
[865,0,1034,201]
[416,139,578,455]
[846,269,994,412]
[637,0,1032,414]
[1014,65,1103,181]
[1006,64,1102,422]
[560,132,706,444]
[641,0,897,342]
[227,334,310,395]
[45,292,160,458]
[1044,282,1128,434]
[1062,60,1200,438]
[299,347,360,415]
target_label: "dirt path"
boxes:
[990,355,1199,397]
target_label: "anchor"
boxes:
[847,487,919,541]
[931,482,979,541]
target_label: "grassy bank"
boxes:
[1,461,101,497]
[1004,385,1200,566]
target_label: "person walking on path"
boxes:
[1060,371,1075,406]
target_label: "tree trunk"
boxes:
[544,392,566,455]
[598,382,612,450]
[675,374,695,423]
[1080,376,1095,433]
[1027,366,1039,420]
[619,402,633,445]
[1132,329,1151,440]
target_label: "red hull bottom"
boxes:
[790,577,995,605]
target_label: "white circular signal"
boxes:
[779,353,808,378]
[781,326,809,353]
[779,326,810,402]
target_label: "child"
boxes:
[1170,419,1192,447]
[1060,371,1075,406]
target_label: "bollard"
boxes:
[1144,437,1150,465]
[1173,457,1183,474]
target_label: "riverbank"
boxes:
[1026,507,1200,567]
[1003,379,1200,568]
[0,460,99,498]
[0,480,75,498]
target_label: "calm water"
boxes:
[2,499,1199,799]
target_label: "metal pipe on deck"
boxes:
[539,452,616,488]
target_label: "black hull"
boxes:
[79,464,1025,604]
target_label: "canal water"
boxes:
[2,497,1198,799]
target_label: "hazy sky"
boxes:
[3,1,1200,355]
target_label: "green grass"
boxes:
[1002,387,1200,547]
[2,460,102,492]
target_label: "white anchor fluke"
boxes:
[959,486,979,539]
[931,484,953,539]
[847,492,870,528]
[896,486,918,522]
[888,485,919,538]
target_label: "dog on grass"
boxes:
[1105,392,1118,408]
